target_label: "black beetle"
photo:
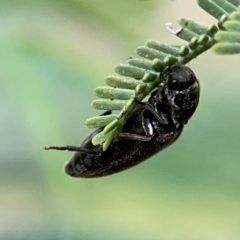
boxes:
[45,65,200,178]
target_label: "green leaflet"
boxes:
[85,114,118,128]
[94,87,134,100]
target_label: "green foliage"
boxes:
[85,0,240,151]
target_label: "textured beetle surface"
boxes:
[45,65,200,178]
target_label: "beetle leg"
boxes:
[44,145,101,156]
[118,110,154,141]
[142,110,154,136]
[118,132,152,141]
[134,97,169,125]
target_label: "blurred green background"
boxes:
[1,0,240,239]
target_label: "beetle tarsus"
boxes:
[44,145,70,151]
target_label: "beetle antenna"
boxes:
[44,145,101,155]
[44,145,85,152]
[44,145,70,151]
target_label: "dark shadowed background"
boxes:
[1,0,240,239]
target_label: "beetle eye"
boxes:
[166,67,196,91]
[168,78,180,90]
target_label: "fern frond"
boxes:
[85,0,240,151]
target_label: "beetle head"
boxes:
[160,65,200,126]
[162,65,196,91]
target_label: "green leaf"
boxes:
[177,28,200,42]
[212,0,237,14]
[212,42,240,53]
[223,20,240,32]
[91,99,127,110]
[136,46,168,60]
[85,114,118,128]
[230,11,240,21]
[152,59,166,72]
[215,31,240,42]
[127,58,154,71]
[103,119,119,134]
[114,64,146,79]
[92,131,110,146]
[146,41,180,56]
[102,128,118,151]
[105,75,140,89]
[142,73,158,83]
[198,0,229,19]
[179,18,208,35]
[228,0,240,7]
[94,86,134,100]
